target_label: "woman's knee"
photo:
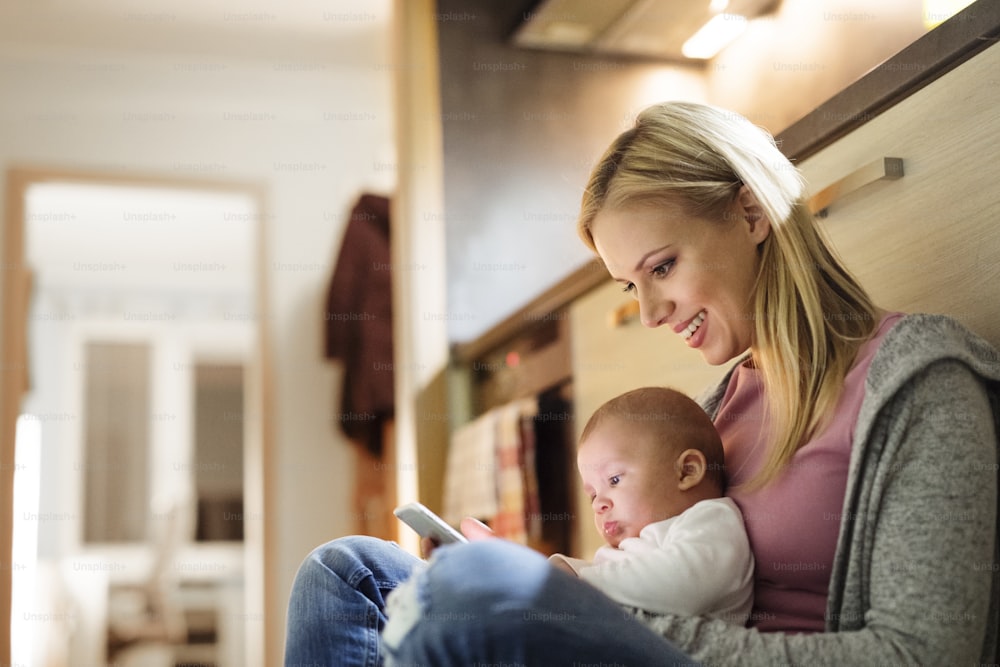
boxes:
[426,539,552,604]
[385,540,697,666]
[303,535,391,570]
[385,539,564,635]
[295,535,419,593]
[382,541,551,660]
[293,536,374,585]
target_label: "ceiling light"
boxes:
[541,21,594,46]
[681,13,748,60]
[922,0,976,29]
[512,0,774,62]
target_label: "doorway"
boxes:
[3,168,268,667]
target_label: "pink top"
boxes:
[714,312,904,633]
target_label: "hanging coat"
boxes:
[324,193,393,457]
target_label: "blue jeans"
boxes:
[284,536,700,667]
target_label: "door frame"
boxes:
[0,165,274,665]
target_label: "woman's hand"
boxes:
[549,556,579,576]
[460,516,495,541]
[420,516,495,558]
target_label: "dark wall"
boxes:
[435,0,705,343]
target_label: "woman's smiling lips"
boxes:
[674,309,707,340]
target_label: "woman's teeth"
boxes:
[681,310,706,340]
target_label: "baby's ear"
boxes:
[675,449,707,490]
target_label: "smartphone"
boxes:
[393,501,468,545]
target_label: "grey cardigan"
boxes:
[645,314,1000,666]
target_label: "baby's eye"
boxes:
[609,475,621,486]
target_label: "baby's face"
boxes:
[578,417,691,548]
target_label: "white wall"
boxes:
[0,9,396,664]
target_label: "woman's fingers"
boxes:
[420,536,438,559]
[422,518,492,557]
[460,516,495,541]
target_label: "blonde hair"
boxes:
[579,102,878,489]
[581,386,726,492]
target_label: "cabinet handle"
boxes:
[808,157,904,216]
[608,300,640,328]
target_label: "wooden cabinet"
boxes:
[451,289,584,556]
[796,39,1000,348]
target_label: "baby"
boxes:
[549,386,754,625]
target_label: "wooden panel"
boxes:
[451,259,607,364]
[454,312,577,557]
[569,280,729,557]
[797,40,1000,349]
[471,315,571,414]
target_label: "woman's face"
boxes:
[590,189,770,366]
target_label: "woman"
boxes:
[284,102,1000,666]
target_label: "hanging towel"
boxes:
[443,397,539,542]
[443,409,500,525]
[492,398,538,542]
[520,407,543,544]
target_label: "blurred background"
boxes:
[0,0,979,665]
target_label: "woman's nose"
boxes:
[638,288,671,328]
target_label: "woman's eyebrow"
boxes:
[634,244,672,271]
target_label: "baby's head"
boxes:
[578,386,725,548]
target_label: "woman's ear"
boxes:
[675,449,707,491]
[736,185,771,244]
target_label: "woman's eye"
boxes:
[651,259,675,278]
[621,282,635,295]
